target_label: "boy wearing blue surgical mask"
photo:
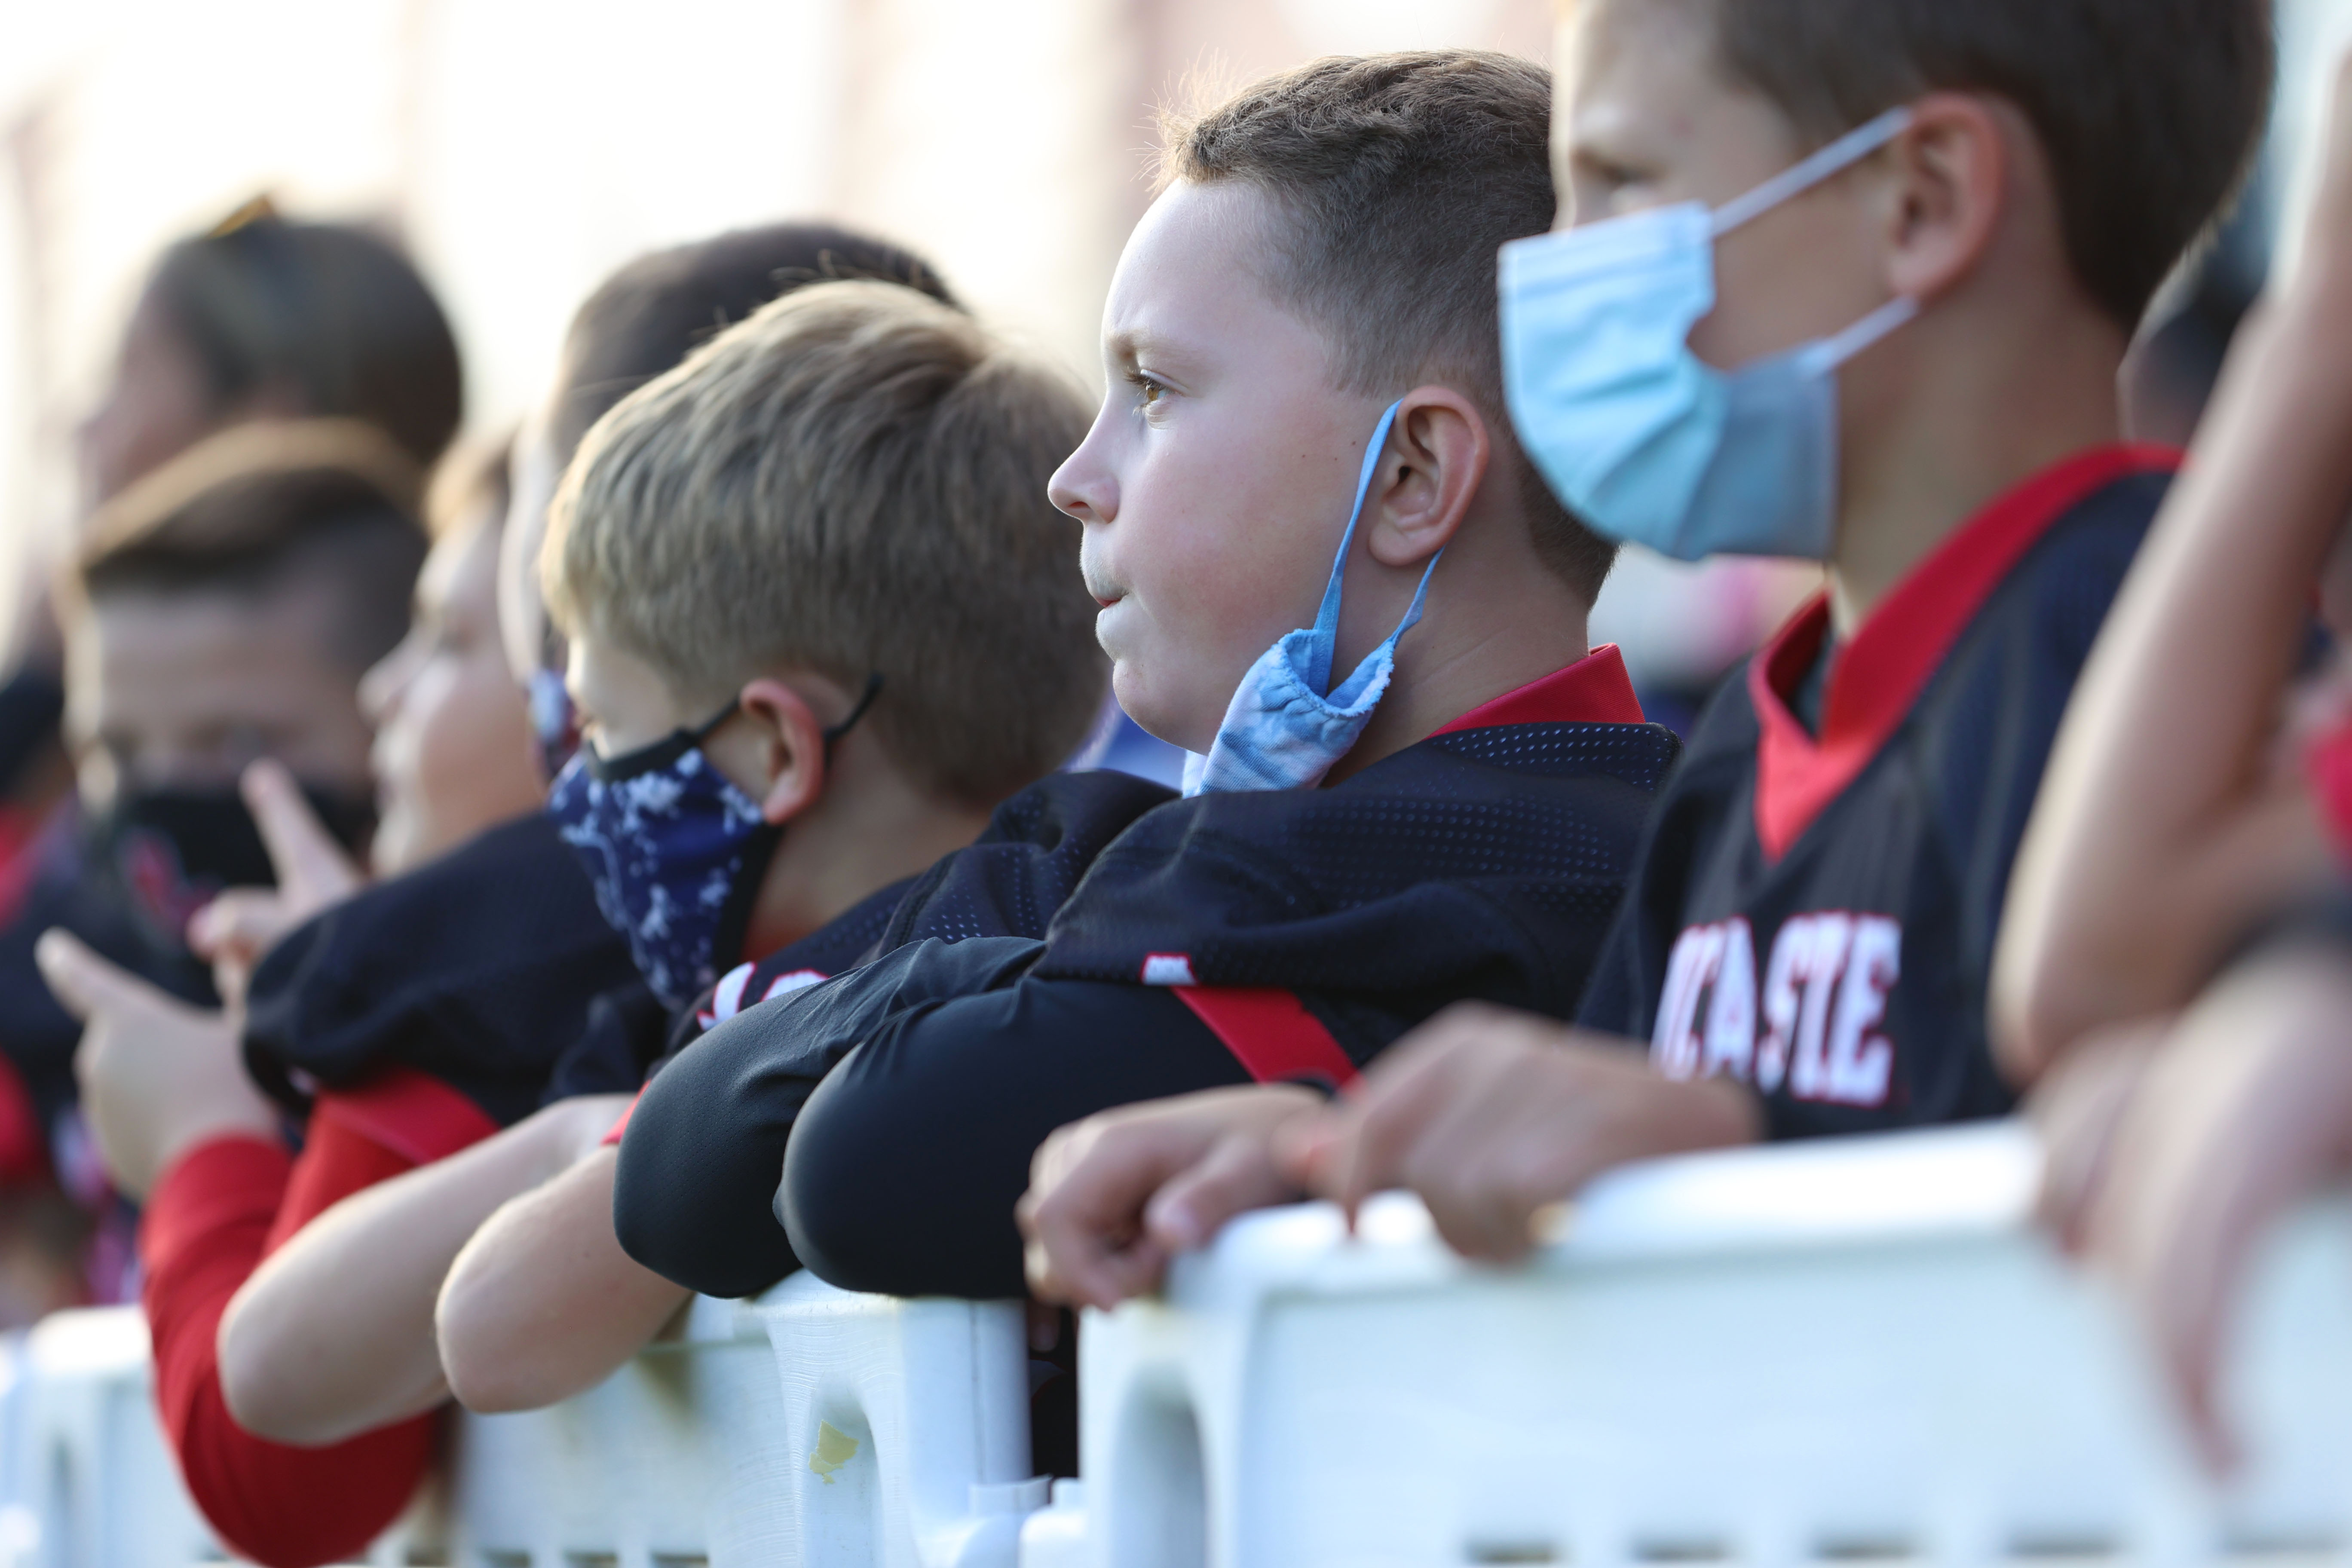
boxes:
[1019,0,2273,1298]
[610,53,1684,1309]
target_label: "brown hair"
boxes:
[1160,51,1616,602]
[77,420,429,674]
[550,224,957,467]
[1692,0,2273,327]
[546,281,1103,806]
[147,201,464,469]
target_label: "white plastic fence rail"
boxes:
[0,1275,1039,1567]
[6,1123,2351,1568]
[1037,1122,2352,1568]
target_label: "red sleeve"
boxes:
[2308,714,2352,859]
[139,1069,497,1568]
[600,1089,643,1147]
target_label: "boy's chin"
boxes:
[1109,666,1214,757]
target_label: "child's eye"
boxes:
[1124,368,1169,407]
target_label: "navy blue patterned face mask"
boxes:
[546,675,880,1010]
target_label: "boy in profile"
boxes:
[1021,0,2272,1300]
[613,52,1681,1307]
[217,277,1110,1470]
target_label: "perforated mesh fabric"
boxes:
[1035,721,1680,1053]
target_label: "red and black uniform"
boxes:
[138,812,657,1568]
[1578,446,2177,1138]
[613,648,1676,1301]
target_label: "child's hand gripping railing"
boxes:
[1032,1121,2352,1568]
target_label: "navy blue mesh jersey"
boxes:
[672,768,1180,1049]
[614,647,1681,1301]
[1577,447,2178,1138]
[1028,654,1676,1073]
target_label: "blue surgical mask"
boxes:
[1185,401,1441,796]
[528,667,580,783]
[547,674,881,1008]
[1498,107,1917,562]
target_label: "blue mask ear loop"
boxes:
[1709,106,1914,239]
[1303,400,1445,697]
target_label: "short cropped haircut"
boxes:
[77,420,429,674]
[1161,52,1616,603]
[547,281,1105,807]
[1691,0,2273,328]
[551,224,957,466]
[149,201,463,469]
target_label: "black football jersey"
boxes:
[616,646,1680,1301]
[1578,446,2177,1137]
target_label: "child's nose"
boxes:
[1049,435,1118,524]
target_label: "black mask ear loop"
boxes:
[821,672,884,760]
[707,672,884,977]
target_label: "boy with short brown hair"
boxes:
[615,51,1681,1310]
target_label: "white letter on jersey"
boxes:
[1700,917,1756,1079]
[1657,913,1897,1106]
[1784,913,1853,1101]
[1651,925,1722,1077]
[1823,914,1899,1106]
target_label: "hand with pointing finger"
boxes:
[186,760,366,1011]
[41,928,278,1199]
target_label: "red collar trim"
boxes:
[1751,443,2180,863]
[1432,643,1646,735]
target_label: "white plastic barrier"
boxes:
[18,1121,2352,1568]
[1046,1121,2352,1568]
[0,1279,1041,1568]
[746,1273,1043,1567]
[1,1308,214,1568]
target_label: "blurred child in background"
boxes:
[45,226,965,1568]
[78,201,462,510]
[0,206,466,921]
[0,423,423,1316]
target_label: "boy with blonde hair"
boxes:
[228,277,1111,1458]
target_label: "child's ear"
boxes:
[1367,389,1492,568]
[729,678,830,827]
[1881,92,2009,305]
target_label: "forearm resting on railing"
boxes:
[437,1144,691,1414]
[1992,276,2352,1082]
[217,1093,630,1446]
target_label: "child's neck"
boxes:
[739,741,992,960]
[1325,517,1595,786]
[1827,289,2128,639]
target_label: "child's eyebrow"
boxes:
[1106,327,1197,380]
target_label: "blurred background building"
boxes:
[0,0,2344,714]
